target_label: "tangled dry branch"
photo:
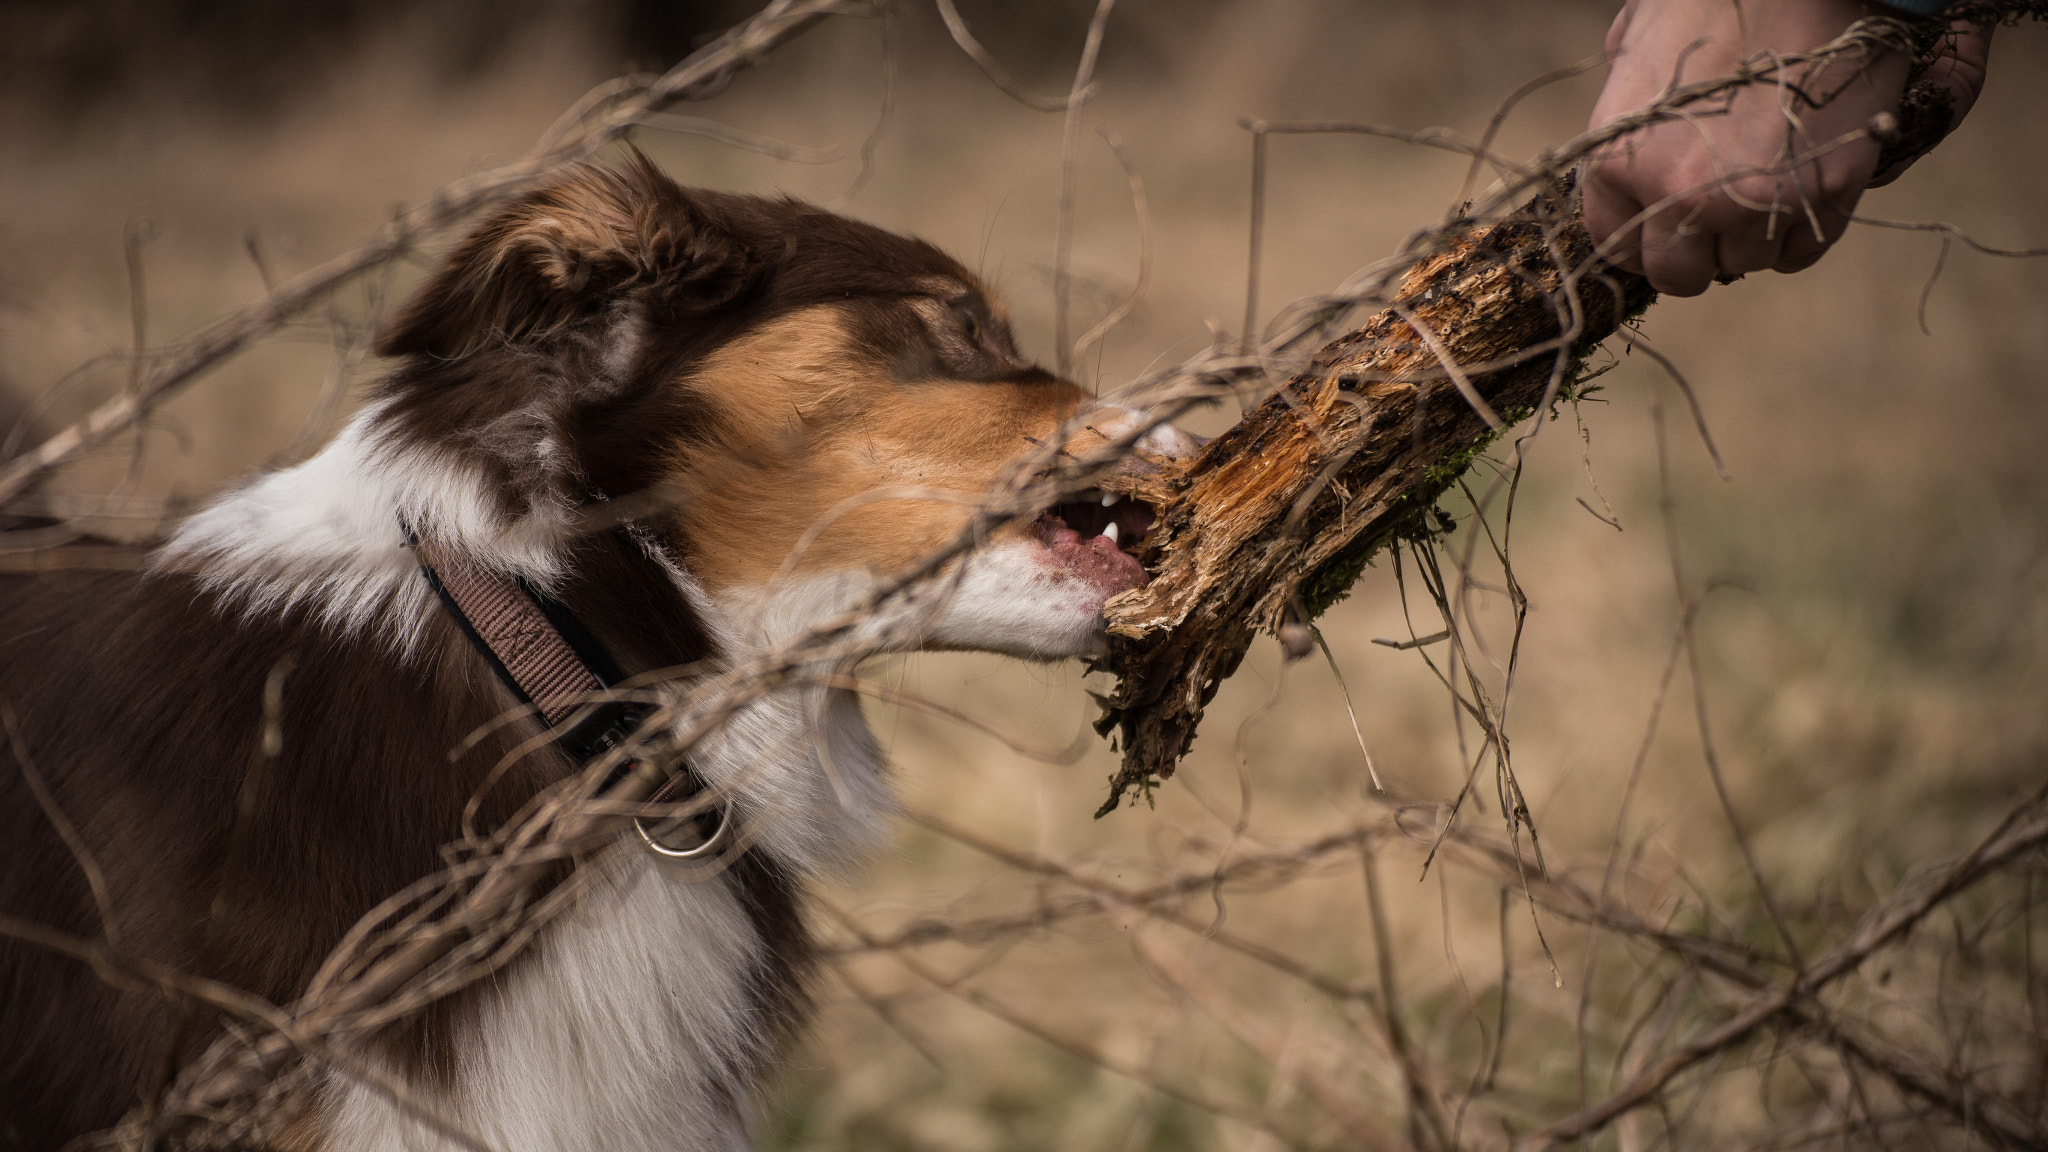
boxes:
[3,2,2046,1150]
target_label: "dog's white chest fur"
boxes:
[320,689,882,1152]
[322,853,759,1152]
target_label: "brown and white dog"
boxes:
[0,153,1193,1150]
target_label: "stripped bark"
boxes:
[1093,181,1654,814]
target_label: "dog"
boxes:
[0,151,1195,1151]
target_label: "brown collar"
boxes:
[406,527,732,861]
[410,532,637,766]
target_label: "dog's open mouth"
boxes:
[1033,489,1158,591]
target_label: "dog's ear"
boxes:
[376,151,760,359]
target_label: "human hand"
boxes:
[1582,0,1988,296]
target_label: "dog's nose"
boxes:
[1136,423,1205,460]
[1091,406,1204,462]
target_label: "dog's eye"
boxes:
[955,305,983,345]
[912,295,1025,382]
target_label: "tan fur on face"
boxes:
[663,304,1088,593]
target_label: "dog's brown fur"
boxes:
[0,153,1181,1150]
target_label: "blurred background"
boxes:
[3,1,2045,1148]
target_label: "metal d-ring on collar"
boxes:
[584,704,736,865]
[404,520,735,865]
[634,769,735,861]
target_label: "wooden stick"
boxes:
[1093,182,1653,814]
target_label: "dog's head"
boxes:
[371,152,1193,659]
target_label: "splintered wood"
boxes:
[1093,186,1653,815]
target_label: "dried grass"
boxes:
[3,1,2047,1148]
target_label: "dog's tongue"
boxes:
[1039,517,1148,592]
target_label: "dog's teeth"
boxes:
[1100,493,1118,507]
[1102,521,1120,545]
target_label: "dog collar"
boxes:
[405,523,731,862]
